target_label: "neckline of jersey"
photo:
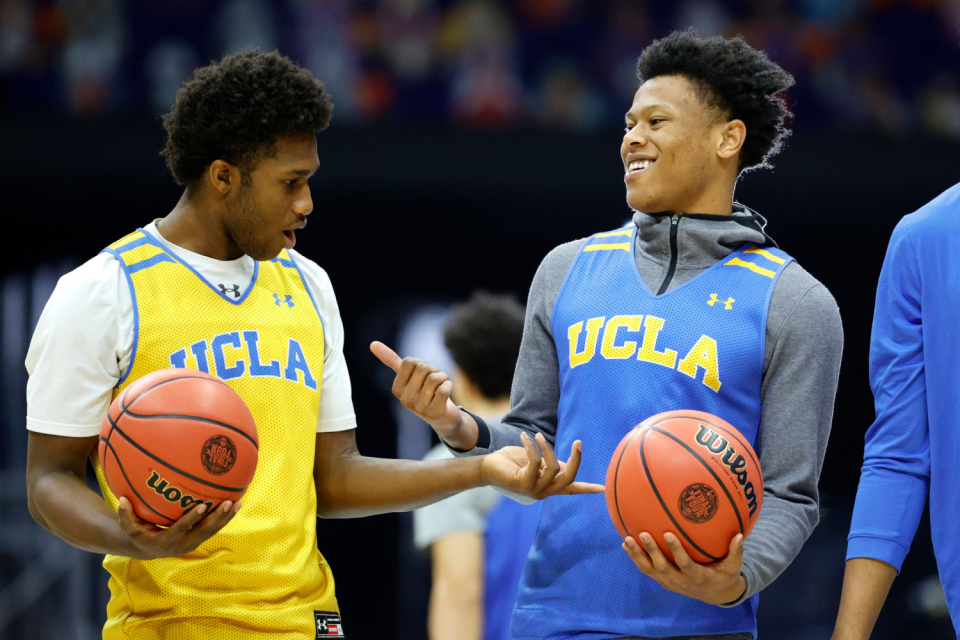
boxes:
[628,223,756,300]
[138,227,261,306]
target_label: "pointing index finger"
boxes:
[370,341,402,372]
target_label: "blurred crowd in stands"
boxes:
[1,0,959,137]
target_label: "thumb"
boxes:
[728,533,745,559]
[370,341,402,373]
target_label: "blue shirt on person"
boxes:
[847,181,960,630]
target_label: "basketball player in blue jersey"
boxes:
[375,31,843,640]
[24,50,602,639]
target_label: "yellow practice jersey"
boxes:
[91,229,339,639]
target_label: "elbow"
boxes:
[25,474,52,532]
[314,485,352,519]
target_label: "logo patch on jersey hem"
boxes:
[315,611,345,637]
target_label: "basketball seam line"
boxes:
[612,428,642,541]
[100,437,175,525]
[124,374,233,411]
[120,408,259,451]
[647,425,746,535]
[639,429,722,562]
[107,413,249,493]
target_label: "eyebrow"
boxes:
[287,166,319,178]
[625,104,670,122]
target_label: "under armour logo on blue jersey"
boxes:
[707,293,735,310]
[273,293,294,307]
[218,283,241,298]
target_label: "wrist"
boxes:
[437,409,482,452]
[715,573,747,605]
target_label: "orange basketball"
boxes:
[605,410,763,564]
[98,368,259,526]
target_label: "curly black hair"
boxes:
[444,292,526,400]
[161,50,333,185]
[636,30,795,172]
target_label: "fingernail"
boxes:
[197,504,207,515]
[738,536,744,548]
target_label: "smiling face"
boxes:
[621,74,741,215]
[222,132,319,261]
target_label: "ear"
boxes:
[206,160,240,196]
[717,119,746,160]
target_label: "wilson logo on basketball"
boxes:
[146,471,214,513]
[694,425,759,517]
[201,436,237,475]
[678,483,719,523]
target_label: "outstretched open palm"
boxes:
[481,432,603,499]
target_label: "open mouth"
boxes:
[282,229,296,249]
[625,158,656,176]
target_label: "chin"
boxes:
[626,193,667,214]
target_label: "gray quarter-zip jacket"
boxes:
[452,205,843,610]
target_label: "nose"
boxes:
[622,123,647,147]
[293,186,313,216]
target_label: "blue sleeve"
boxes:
[847,218,930,571]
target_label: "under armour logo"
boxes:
[317,619,326,632]
[218,283,241,298]
[273,293,294,307]
[707,293,735,310]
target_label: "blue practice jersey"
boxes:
[485,498,542,640]
[510,226,792,640]
[847,182,960,630]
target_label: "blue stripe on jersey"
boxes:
[127,252,175,274]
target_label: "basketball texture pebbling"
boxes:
[605,410,763,564]
[98,368,259,526]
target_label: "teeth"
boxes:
[628,159,653,172]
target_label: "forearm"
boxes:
[428,582,482,640]
[831,558,897,640]
[29,469,135,556]
[428,532,484,640]
[315,453,486,518]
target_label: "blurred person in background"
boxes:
[414,292,542,640]
[831,181,960,638]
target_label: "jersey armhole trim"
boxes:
[100,247,139,389]
[549,237,595,339]
[284,252,327,338]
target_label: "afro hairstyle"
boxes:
[636,29,795,172]
[161,50,333,185]
[444,292,526,401]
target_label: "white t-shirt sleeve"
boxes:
[289,250,358,433]
[25,252,131,437]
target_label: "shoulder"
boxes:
[286,250,339,316]
[54,251,126,309]
[287,250,333,293]
[539,237,588,273]
[768,261,842,348]
[532,237,589,326]
[900,181,960,237]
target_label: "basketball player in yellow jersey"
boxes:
[24,50,603,640]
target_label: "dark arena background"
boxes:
[2,1,960,638]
